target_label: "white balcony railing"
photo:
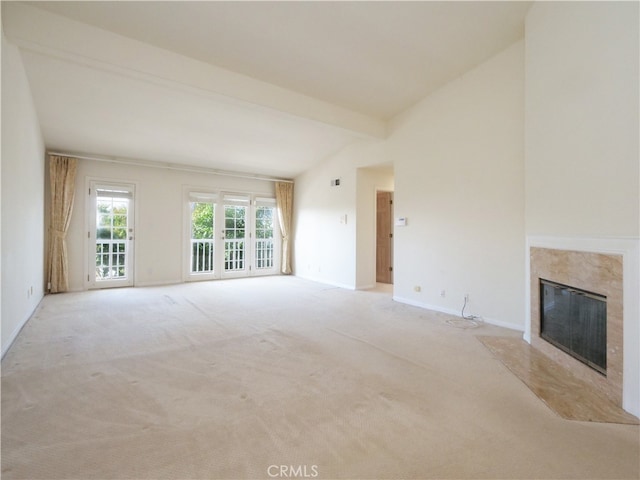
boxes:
[224,239,245,271]
[96,240,127,279]
[255,239,274,269]
[190,238,274,273]
[191,239,214,273]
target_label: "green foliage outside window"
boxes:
[191,203,214,239]
[225,206,245,239]
[97,200,128,239]
[256,206,274,239]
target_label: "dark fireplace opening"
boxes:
[540,279,607,375]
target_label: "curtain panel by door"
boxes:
[47,155,77,293]
[275,182,293,275]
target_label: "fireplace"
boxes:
[529,247,623,407]
[539,279,606,375]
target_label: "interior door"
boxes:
[376,191,393,284]
[89,182,135,288]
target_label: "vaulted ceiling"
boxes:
[3,1,532,178]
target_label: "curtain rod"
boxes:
[47,151,294,184]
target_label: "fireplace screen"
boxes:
[540,279,607,375]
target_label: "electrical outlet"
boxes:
[440,290,446,298]
[464,293,470,302]
[414,285,421,292]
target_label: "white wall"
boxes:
[525,2,639,237]
[524,1,639,417]
[64,159,276,291]
[293,148,357,289]
[389,41,525,329]
[1,34,46,356]
[294,42,525,328]
[293,140,386,289]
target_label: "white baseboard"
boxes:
[393,295,524,332]
[134,279,181,288]
[293,274,356,290]
[1,295,44,359]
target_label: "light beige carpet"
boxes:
[2,277,639,479]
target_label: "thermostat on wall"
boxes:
[395,217,407,227]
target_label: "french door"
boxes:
[222,194,249,278]
[186,191,278,280]
[88,182,135,288]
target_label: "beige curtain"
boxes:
[275,181,294,275]
[47,155,78,293]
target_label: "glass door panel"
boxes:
[190,202,215,275]
[90,183,134,288]
[223,204,247,276]
[254,204,277,275]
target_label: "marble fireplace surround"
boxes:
[525,236,640,417]
[530,247,622,405]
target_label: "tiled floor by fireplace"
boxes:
[479,336,639,425]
